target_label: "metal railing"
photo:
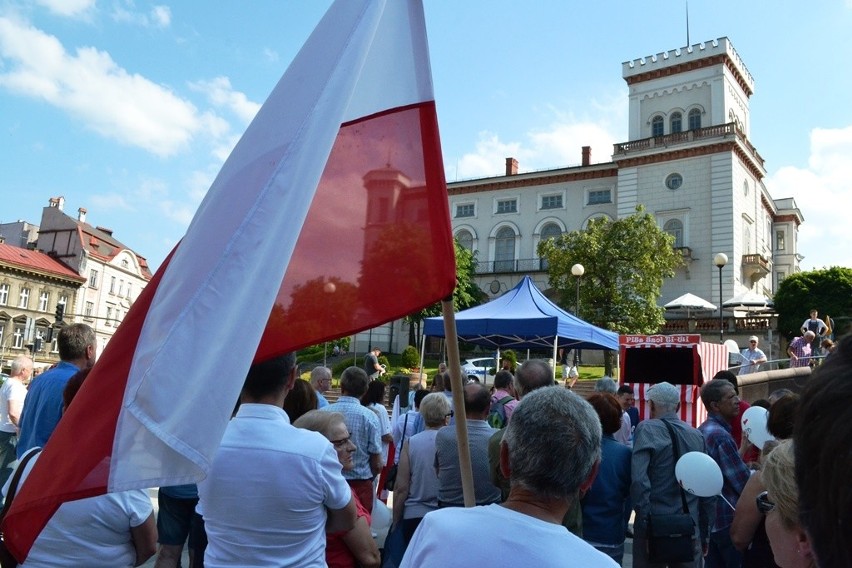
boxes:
[475,258,548,275]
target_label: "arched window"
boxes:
[670,112,682,133]
[651,116,664,137]
[494,227,516,272]
[455,229,473,251]
[663,219,684,248]
[540,223,562,241]
[688,108,701,130]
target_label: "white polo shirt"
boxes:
[197,403,352,567]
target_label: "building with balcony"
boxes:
[34,197,154,357]
[0,243,85,372]
[449,37,803,332]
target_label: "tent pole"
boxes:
[441,298,476,508]
[552,337,558,379]
[419,337,426,381]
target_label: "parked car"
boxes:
[461,357,497,385]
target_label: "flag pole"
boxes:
[441,297,476,508]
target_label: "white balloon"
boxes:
[741,406,775,450]
[676,451,724,497]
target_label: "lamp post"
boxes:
[571,263,584,366]
[713,253,728,343]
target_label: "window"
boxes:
[665,173,683,190]
[663,219,684,248]
[776,230,785,251]
[58,295,68,310]
[18,288,29,309]
[105,306,113,326]
[670,112,682,133]
[455,203,475,218]
[588,189,612,205]
[13,324,24,349]
[496,199,517,214]
[494,227,516,271]
[540,223,562,241]
[38,291,49,312]
[85,301,94,319]
[122,259,129,269]
[118,280,124,297]
[89,269,99,288]
[651,116,664,137]
[688,108,701,130]
[743,180,750,196]
[126,283,132,300]
[110,276,116,294]
[0,284,8,306]
[777,271,786,283]
[743,224,752,253]
[455,230,473,251]
[540,195,563,210]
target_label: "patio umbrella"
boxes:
[664,293,718,318]
[722,291,774,313]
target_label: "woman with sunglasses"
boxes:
[294,410,380,568]
[759,440,816,568]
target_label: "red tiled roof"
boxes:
[0,243,86,282]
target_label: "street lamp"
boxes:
[571,263,584,366]
[713,253,728,343]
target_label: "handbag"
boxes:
[0,448,43,568]
[384,414,408,492]
[647,420,695,564]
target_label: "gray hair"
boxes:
[419,392,451,427]
[594,376,618,394]
[340,366,369,397]
[700,378,733,409]
[310,366,331,387]
[514,359,554,398]
[58,323,96,361]
[293,410,345,439]
[10,355,33,376]
[647,381,680,413]
[503,386,601,500]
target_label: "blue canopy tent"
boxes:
[423,276,618,366]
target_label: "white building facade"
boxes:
[449,38,802,328]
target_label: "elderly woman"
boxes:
[581,393,631,564]
[294,410,380,568]
[5,369,157,567]
[760,440,816,568]
[391,392,451,546]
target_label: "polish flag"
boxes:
[3,0,455,559]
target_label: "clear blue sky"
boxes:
[2,0,850,273]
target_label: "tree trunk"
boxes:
[604,350,616,378]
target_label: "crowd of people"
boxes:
[1,328,850,567]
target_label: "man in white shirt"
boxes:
[0,355,31,486]
[401,387,618,567]
[739,335,767,375]
[197,353,356,567]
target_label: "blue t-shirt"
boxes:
[17,361,81,458]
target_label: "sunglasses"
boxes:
[756,491,776,514]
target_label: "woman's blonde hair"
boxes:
[293,410,345,439]
[761,439,799,530]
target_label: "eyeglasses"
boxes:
[329,436,352,448]
[446,410,454,418]
[750,341,757,344]
[756,491,776,514]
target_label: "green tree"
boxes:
[773,267,852,340]
[406,240,486,347]
[538,207,682,374]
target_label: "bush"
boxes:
[401,345,419,368]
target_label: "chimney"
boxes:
[505,157,519,176]
[581,146,591,167]
[49,196,65,210]
[77,207,87,223]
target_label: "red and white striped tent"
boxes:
[620,334,729,427]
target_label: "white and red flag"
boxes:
[3,0,455,559]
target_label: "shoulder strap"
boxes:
[1,448,43,521]
[401,412,409,439]
[497,396,513,407]
[661,419,690,514]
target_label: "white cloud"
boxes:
[111,3,172,29]
[0,17,201,156]
[90,192,132,211]
[34,0,95,18]
[189,76,261,125]
[766,124,852,270]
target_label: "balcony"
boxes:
[475,258,547,275]
[612,122,765,169]
[742,253,771,282]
